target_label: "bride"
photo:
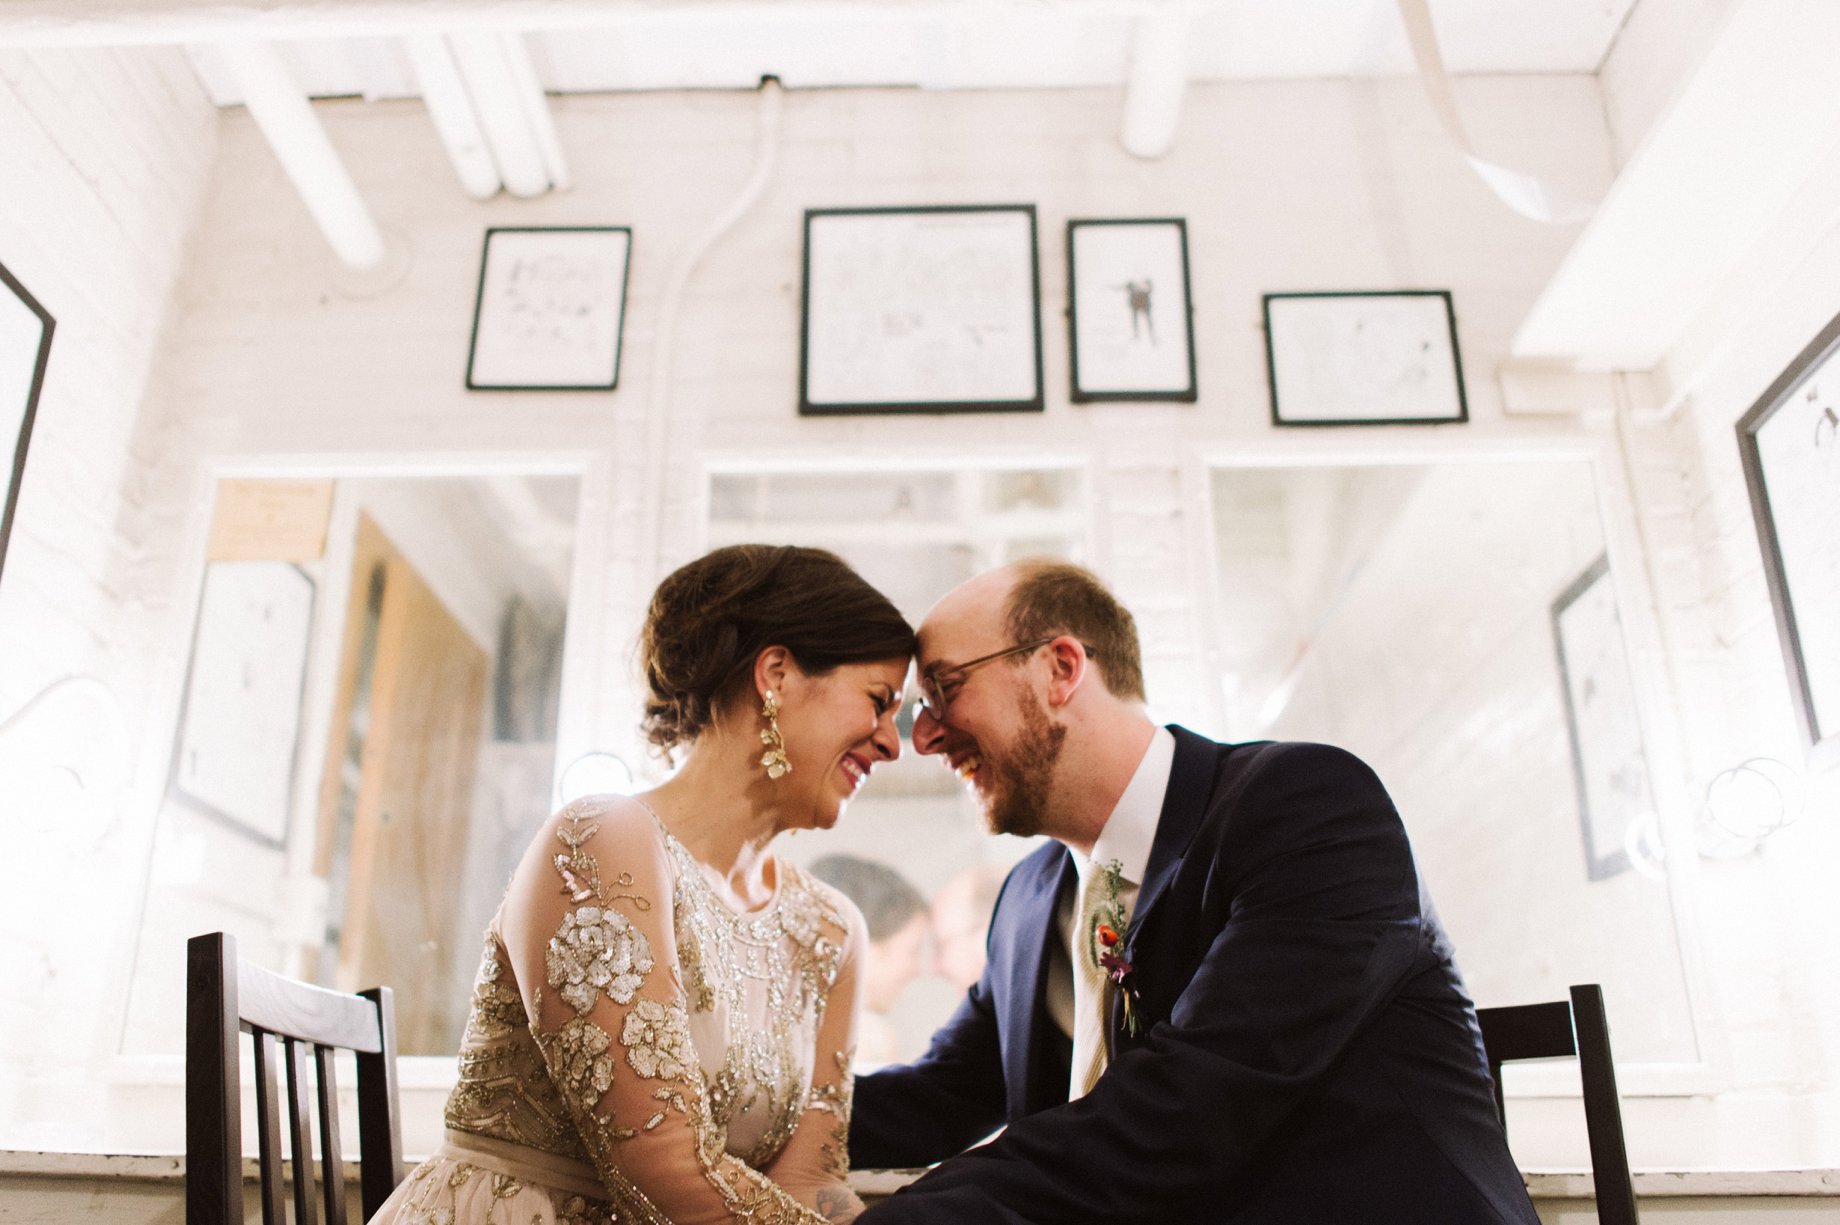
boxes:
[368,544,915,1225]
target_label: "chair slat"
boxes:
[1570,985,1639,1225]
[185,934,242,1225]
[240,958,385,1053]
[286,1038,322,1225]
[356,986,405,1218]
[317,1045,349,1225]
[1477,999,1576,1063]
[253,1030,288,1225]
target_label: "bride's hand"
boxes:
[815,1184,864,1223]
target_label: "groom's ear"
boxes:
[1042,635,1088,708]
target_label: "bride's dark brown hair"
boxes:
[640,544,916,753]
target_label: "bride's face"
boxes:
[775,656,908,829]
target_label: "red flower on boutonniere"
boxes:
[1087,864,1146,1037]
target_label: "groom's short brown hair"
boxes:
[1002,561,1145,701]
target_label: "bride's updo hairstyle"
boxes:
[641,544,916,753]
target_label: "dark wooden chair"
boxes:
[187,931,405,1225]
[1477,983,1638,1225]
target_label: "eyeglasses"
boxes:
[917,636,1097,720]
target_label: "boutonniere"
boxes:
[1085,859,1145,1037]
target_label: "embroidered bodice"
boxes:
[438,797,863,1224]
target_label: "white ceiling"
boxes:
[184,0,1641,107]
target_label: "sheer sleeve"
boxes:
[498,797,828,1225]
[762,889,867,1219]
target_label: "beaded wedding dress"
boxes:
[366,797,864,1225]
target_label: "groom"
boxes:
[850,561,1539,1223]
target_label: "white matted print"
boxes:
[800,206,1043,414]
[1,261,54,582]
[466,227,632,391]
[1067,218,1197,403]
[1263,291,1467,426]
[1738,309,1840,752]
[172,560,317,845]
[1552,555,1655,881]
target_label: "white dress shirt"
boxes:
[1045,726,1176,1042]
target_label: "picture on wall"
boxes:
[466,226,632,391]
[1262,290,1468,426]
[1,259,55,584]
[1737,307,1840,754]
[800,205,1044,415]
[1551,554,1656,881]
[170,560,317,845]
[1066,218,1197,403]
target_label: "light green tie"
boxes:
[1069,865,1118,1100]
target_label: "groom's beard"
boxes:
[980,690,1066,838]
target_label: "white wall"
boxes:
[11,53,1838,1179]
[0,45,218,1151]
[1264,459,1700,1069]
[1607,212,1840,1167]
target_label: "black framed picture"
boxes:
[1262,290,1468,426]
[1,259,55,583]
[1737,308,1840,754]
[465,226,632,391]
[1066,218,1197,403]
[1552,554,1656,882]
[800,205,1043,415]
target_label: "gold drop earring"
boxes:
[759,689,791,779]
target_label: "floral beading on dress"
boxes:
[367,795,864,1225]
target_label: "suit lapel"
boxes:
[1004,848,1075,1114]
[1120,724,1215,961]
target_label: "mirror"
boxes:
[1208,459,1696,1064]
[122,473,579,1057]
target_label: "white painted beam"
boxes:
[401,33,501,198]
[500,30,570,191]
[0,0,1187,48]
[1118,10,1187,160]
[446,30,550,197]
[1512,0,1840,370]
[211,39,387,268]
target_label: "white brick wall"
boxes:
[0,45,218,1149]
[1611,210,1840,1165]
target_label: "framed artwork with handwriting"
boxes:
[466,227,632,391]
[800,206,1043,415]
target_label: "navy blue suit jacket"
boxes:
[851,727,1539,1224]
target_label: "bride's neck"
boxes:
[641,732,789,882]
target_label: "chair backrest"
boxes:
[186,931,405,1225]
[1476,983,1638,1225]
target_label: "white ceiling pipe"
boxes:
[638,77,784,588]
[213,39,388,268]
[0,0,1186,47]
[499,31,571,191]
[402,33,501,198]
[446,29,550,197]
[1119,10,1189,159]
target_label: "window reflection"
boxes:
[1207,460,1696,1065]
[122,475,579,1057]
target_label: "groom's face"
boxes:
[912,573,1066,837]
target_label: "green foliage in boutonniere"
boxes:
[1085,858,1145,1037]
